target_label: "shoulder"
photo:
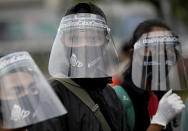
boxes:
[103,85,119,100]
[49,79,73,95]
[49,79,64,89]
[102,86,125,111]
[48,79,79,106]
[113,85,133,108]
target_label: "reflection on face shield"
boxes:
[141,56,175,88]
[62,28,109,77]
[0,51,67,129]
[132,31,184,90]
[62,29,107,47]
[0,71,40,122]
[0,72,39,100]
[137,43,178,78]
[66,45,108,77]
[1,94,39,122]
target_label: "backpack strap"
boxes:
[113,85,135,131]
[53,78,112,131]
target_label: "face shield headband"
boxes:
[59,13,110,47]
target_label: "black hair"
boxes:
[129,19,171,48]
[65,2,107,21]
[121,40,131,55]
[124,19,172,78]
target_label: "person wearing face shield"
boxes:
[113,20,186,131]
[28,2,128,131]
[0,52,67,131]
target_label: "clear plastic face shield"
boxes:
[0,52,67,129]
[131,31,188,92]
[49,13,119,78]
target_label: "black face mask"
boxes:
[141,55,176,89]
[67,45,105,63]
[66,45,107,77]
[0,94,39,123]
[72,77,112,90]
[142,56,153,79]
[143,55,176,75]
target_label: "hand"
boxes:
[151,89,185,127]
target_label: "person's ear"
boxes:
[105,35,110,44]
[129,48,134,57]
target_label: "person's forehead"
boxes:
[63,28,104,33]
[135,44,176,55]
[150,27,169,32]
[135,32,177,51]
[62,33,106,47]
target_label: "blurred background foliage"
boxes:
[72,0,188,27]
[171,0,188,26]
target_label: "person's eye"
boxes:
[14,86,24,95]
[72,36,79,41]
[28,82,38,94]
[89,36,96,42]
